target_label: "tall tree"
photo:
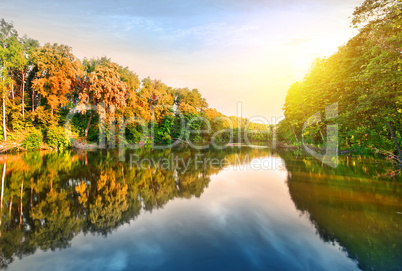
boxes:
[31,43,81,117]
[0,19,18,141]
[16,36,39,119]
[136,78,174,122]
[352,0,402,158]
[175,88,208,114]
[279,0,402,157]
[79,62,127,140]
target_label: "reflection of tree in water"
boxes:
[76,170,129,235]
[31,190,82,251]
[0,147,270,268]
[280,151,402,271]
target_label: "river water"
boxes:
[0,148,401,270]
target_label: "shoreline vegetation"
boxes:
[0,0,400,168]
[0,19,273,154]
[276,0,402,164]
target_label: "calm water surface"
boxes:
[0,148,401,270]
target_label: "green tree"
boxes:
[0,19,19,141]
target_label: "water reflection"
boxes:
[0,147,272,268]
[280,151,402,271]
[0,148,400,270]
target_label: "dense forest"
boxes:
[277,0,402,160]
[0,20,270,152]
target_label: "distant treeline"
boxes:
[277,0,401,158]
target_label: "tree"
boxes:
[0,19,18,141]
[279,0,402,157]
[16,36,39,119]
[31,43,81,117]
[175,88,208,114]
[352,0,401,31]
[88,62,127,110]
[351,0,402,158]
[79,62,127,140]
[137,78,174,123]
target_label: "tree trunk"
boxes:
[291,125,299,143]
[0,162,5,215]
[11,81,14,101]
[3,93,7,142]
[85,110,93,139]
[32,89,35,112]
[9,196,12,218]
[122,166,125,184]
[319,130,325,142]
[1,64,6,142]
[22,72,25,119]
[387,121,402,162]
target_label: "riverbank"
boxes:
[0,140,54,153]
[1,138,401,167]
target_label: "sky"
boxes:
[0,0,363,120]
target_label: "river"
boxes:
[0,148,401,270]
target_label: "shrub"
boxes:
[31,106,52,126]
[125,123,143,144]
[46,126,71,149]
[22,129,43,150]
[7,102,24,132]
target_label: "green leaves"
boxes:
[22,128,43,150]
[279,0,402,155]
[45,126,71,149]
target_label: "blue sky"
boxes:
[0,0,362,119]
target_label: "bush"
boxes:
[125,123,143,144]
[46,126,71,149]
[31,106,53,126]
[7,102,24,132]
[22,129,43,150]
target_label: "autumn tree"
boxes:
[31,43,81,117]
[79,62,127,140]
[175,88,208,114]
[136,77,174,122]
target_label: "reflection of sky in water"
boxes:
[9,161,359,271]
